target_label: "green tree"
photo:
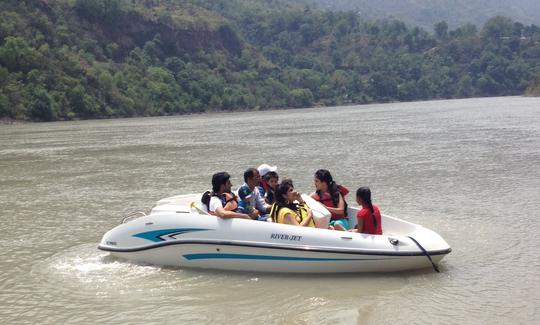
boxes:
[368,73,398,100]
[0,37,41,72]
[74,0,125,26]
[457,74,474,97]
[0,91,8,118]
[1,0,540,121]
[435,21,448,40]
[28,87,57,121]
[289,88,314,107]
[478,75,501,95]
[526,74,540,95]
[481,16,513,41]
[67,84,100,118]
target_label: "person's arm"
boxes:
[254,187,270,213]
[210,197,251,219]
[356,212,364,233]
[300,208,313,227]
[283,212,300,226]
[215,206,251,219]
[283,209,312,227]
[248,208,260,220]
[292,191,305,204]
[324,193,345,215]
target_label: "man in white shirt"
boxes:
[202,172,251,220]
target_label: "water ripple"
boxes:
[1,97,540,324]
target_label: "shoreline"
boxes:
[0,118,25,125]
[1,95,532,124]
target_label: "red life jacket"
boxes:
[338,185,349,197]
[260,178,269,193]
[313,191,346,220]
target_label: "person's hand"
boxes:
[249,208,260,219]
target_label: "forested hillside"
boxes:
[526,75,540,96]
[307,0,540,30]
[1,0,540,121]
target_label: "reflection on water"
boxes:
[1,96,539,324]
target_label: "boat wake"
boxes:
[32,243,163,295]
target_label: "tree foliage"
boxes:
[0,1,539,121]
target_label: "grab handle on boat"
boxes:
[407,236,440,273]
[190,202,209,215]
[121,211,147,224]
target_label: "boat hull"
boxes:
[106,241,448,273]
[98,203,451,273]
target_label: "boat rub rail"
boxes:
[98,239,452,256]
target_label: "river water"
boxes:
[1,96,539,324]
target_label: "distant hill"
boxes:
[306,0,540,30]
[1,0,539,121]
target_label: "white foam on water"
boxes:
[32,243,164,295]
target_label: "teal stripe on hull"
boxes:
[183,253,387,261]
[134,228,209,242]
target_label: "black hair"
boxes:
[264,171,279,181]
[275,178,294,207]
[211,172,230,193]
[270,178,302,221]
[356,187,377,229]
[243,168,258,183]
[315,169,340,206]
[202,172,231,209]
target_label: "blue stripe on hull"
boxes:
[134,228,209,242]
[183,253,388,261]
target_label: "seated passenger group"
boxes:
[201,165,382,235]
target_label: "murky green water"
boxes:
[1,96,539,324]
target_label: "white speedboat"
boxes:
[98,194,451,273]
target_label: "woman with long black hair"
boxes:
[310,169,349,230]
